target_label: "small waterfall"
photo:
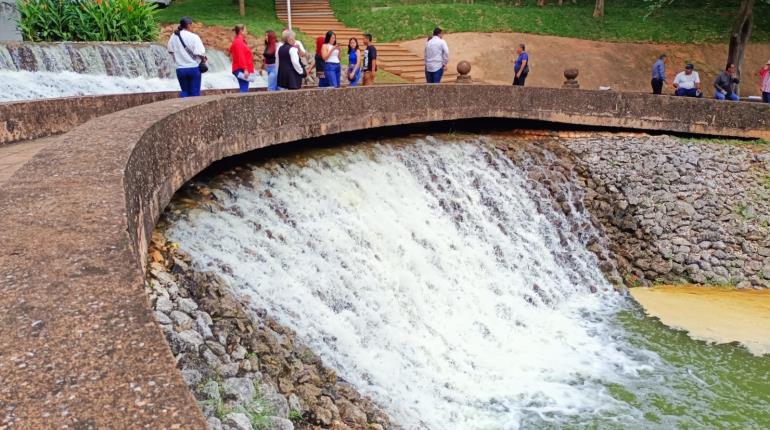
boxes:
[0,42,264,102]
[166,137,657,429]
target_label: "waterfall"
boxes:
[0,42,265,102]
[166,137,661,429]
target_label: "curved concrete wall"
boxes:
[0,88,264,146]
[0,85,769,428]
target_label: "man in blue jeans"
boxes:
[424,27,449,84]
[167,18,207,97]
[513,44,529,86]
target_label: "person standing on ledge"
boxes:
[512,44,529,86]
[229,24,254,93]
[263,30,278,91]
[651,54,667,95]
[321,31,342,88]
[759,60,770,103]
[361,33,377,86]
[424,27,449,84]
[277,30,305,90]
[167,17,207,97]
[672,64,702,98]
[713,63,740,101]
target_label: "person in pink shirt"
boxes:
[760,60,770,103]
[229,24,255,93]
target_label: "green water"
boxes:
[532,300,770,430]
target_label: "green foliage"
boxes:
[329,0,770,43]
[288,409,305,423]
[17,0,159,42]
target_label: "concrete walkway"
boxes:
[0,136,56,186]
[276,0,456,82]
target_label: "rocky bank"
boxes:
[145,228,391,430]
[503,132,770,289]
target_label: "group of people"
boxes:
[314,32,378,88]
[651,54,770,103]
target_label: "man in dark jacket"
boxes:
[713,63,740,101]
[277,30,305,90]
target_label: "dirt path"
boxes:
[401,32,770,97]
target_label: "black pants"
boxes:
[513,73,527,86]
[651,78,664,95]
[763,92,770,103]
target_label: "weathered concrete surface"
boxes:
[0,136,55,185]
[0,88,265,146]
[1,85,769,428]
[0,0,21,41]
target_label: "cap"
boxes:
[179,17,193,27]
[685,63,694,70]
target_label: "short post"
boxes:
[456,60,472,83]
[563,68,579,89]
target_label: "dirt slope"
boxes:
[401,32,770,97]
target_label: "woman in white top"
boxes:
[166,17,207,97]
[321,31,342,88]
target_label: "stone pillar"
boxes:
[456,60,472,84]
[0,0,22,41]
[563,68,579,89]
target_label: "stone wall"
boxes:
[0,88,261,145]
[504,132,770,289]
[2,86,770,429]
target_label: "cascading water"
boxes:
[166,136,770,429]
[0,42,265,101]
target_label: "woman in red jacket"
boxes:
[229,24,255,93]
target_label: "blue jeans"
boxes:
[266,63,277,91]
[325,62,341,88]
[233,69,249,93]
[176,67,202,97]
[675,87,701,97]
[425,68,444,84]
[762,92,769,103]
[714,91,739,101]
[347,65,361,87]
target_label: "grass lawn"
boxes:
[156,0,285,37]
[330,0,770,44]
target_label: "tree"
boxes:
[593,0,605,17]
[239,0,245,16]
[726,0,754,87]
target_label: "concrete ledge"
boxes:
[0,88,265,146]
[0,85,769,428]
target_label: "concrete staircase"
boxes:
[275,0,455,83]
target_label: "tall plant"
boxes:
[16,0,159,42]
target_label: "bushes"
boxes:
[17,0,159,42]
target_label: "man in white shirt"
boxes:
[275,31,306,79]
[167,17,207,97]
[277,30,305,90]
[424,27,449,84]
[672,63,702,98]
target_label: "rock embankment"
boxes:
[505,133,770,289]
[146,231,391,430]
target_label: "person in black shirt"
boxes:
[361,33,377,86]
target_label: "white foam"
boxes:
[167,138,657,429]
[0,69,266,102]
